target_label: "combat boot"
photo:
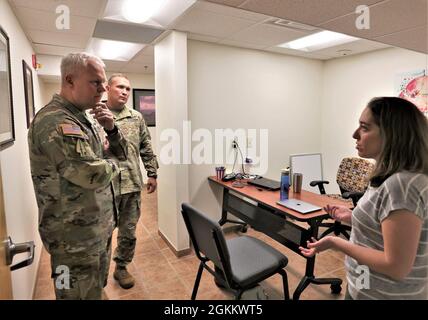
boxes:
[113,265,135,289]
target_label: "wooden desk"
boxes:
[208,176,349,300]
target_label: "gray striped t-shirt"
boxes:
[346,171,428,300]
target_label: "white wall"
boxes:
[37,55,61,78]
[41,81,59,106]
[187,40,324,219]
[320,47,428,193]
[0,0,44,300]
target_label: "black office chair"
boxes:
[181,203,290,300]
[310,157,374,239]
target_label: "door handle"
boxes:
[4,237,35,271]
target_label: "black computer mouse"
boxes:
[222,173,236,182]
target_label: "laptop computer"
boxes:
[277,199,322,214]
[248,177,281,190]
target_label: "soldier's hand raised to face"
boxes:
[90,103,115,131]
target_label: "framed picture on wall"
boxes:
[22,60,35,129]
[132,89,156,127]
[0,26,15,147]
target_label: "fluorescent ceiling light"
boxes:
[278,31,359,52]
[122,0,167,23]
[87,38,145,61]
[102,0,196,29]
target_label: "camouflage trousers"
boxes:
[49,238,112,300]
[113,191,141,267]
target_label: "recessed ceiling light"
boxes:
[87,38,145,61]
[278,31,358,52]
[102,0,196,29]
[122,0,167,24]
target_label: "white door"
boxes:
[0,161,13,299]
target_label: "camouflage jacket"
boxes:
[110,106,158,195]
[28,94,128,254]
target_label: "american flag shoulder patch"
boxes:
[59,124,85,138]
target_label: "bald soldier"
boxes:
[105,74,158,289]
[28,53,127,300]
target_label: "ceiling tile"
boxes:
[228,22,312,47]
[11,0,426,67]
[93,20,164,44]
[28,30,90,48]
[121,62,154,74]
[266,45,331,60]
[218,39,266,50]
[301,52,333,60]
[313,39,391,57]
[206,0,427,55]
[173,8,255,38]
[187,32,221,43]
[375,26,428,54]
[157,0,199,28]
[265,46,314,58]
[134,45,155,57]
[195,0,270,22]
[202,0,247,6]
[235,0,384,26]
[10,0,106,18]
[34,44,84,56]
[14,6,97,35]
[130,52,154,64]
[320,0,427,39]
[103,59,128,72]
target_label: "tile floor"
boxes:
[33,189,347,300]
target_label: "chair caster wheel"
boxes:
[241,225,248,233]
[330,284,342,294]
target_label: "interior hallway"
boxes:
[33,188,347,300]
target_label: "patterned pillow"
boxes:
[336,157,375,193]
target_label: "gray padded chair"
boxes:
[181,203,290,300]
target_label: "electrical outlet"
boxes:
[247,137,253,148]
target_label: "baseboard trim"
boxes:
[158,230,191,258]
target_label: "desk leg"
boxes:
[292,220,343,300]
[218,188,248,232]
[218,188,229,226]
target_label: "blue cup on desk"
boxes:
[216,166,225,180]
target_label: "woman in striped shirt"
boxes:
[300,97,428,299]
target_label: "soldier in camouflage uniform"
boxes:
[105,74,158,289]
[28,53,127,300]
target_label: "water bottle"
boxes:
[280,168,290,201]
